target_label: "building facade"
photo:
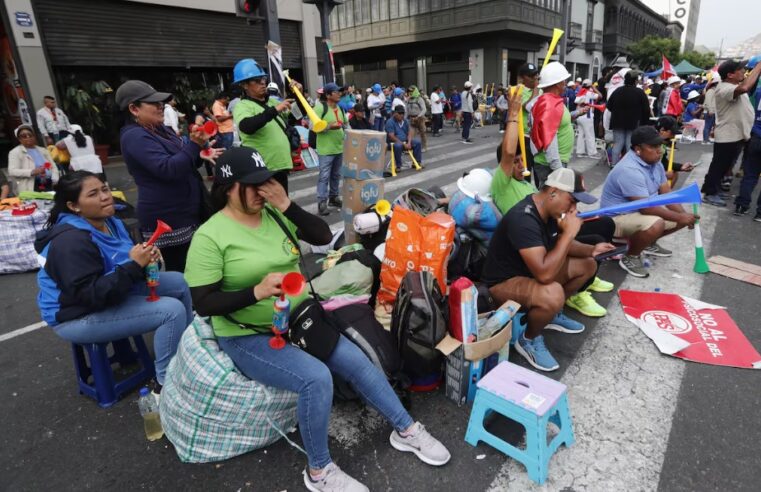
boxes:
[0,0,323,159]
[329,0,564,93]
[602,0,670,62]
[565,0,606,82]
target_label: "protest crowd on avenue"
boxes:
[2,1,761,491]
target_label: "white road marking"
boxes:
[487,154,717,490]
[0,321,48,343]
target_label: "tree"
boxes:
[628,35,681,71]
[682,50,717,70]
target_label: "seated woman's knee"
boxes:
[301,361,333,401]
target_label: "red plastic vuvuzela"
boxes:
[202,120,218,136]
[281,272,306,297]
[145,220,172,246]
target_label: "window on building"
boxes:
[371,1,381,21]
[379,0,389,20]
[410,0,419,15]
[354,0,362,25]
[399,0,409,17]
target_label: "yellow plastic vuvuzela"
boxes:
[284,70,328,133]
[374,199,391,216]
[543,28,565,69]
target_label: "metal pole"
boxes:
[317,0,335,83]
[560,0,570,64]
[262,0,281,44]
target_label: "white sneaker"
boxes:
[389,422,451,466]
[303,463,368,492]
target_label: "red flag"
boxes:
[530,93,566,152]
[662,54,675,79]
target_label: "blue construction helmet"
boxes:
[393,87,404,97]
[372,83,382,93]
[746,54,761,70]
[233,58,267,84]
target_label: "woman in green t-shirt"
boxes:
[184,147,450,491]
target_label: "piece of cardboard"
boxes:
[436,318,514,361]
[342,177,384,214]
[341,130,387,180]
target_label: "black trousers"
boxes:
[161,241,192,273]
[702,140,745,196]
[576,216,616,245]
[432,114,443,134]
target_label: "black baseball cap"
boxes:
[718,60,744,80]
[518,63,539,77]
[393,105,406,113]
[214,146,275,185]
[631,125,665,147]
[115,80,172,110]
[655,115,681,135]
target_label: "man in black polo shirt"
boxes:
[482,168,615,371]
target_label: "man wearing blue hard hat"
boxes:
[231,58,298,192]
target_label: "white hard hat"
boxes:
[687,90,701,100]
[457,168,493,202]
[582,78,592,87]
[666,75,682,85]
[267,82,279,91]
[538,62,572,89]
[567,81,575,87]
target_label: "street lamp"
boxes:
[303,0,343,83]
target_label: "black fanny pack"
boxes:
[289,297,340,361]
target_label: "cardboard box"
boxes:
[445,346,482,406]
[341,130,387,180]
[437,300,520,361]
[342,177,384,214]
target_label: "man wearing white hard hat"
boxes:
[661,75,684,119]
[461,80,475,144]
[447,168,502,244]
[530,62,590,186]
[682,90,704,142]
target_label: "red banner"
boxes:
[619,290,761,370]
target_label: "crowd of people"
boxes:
[18,53,761,491]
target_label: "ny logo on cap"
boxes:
[251,152,266,168]
[220,164,233,178]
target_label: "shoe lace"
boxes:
[532,335,548,353]
[576,291,594,306]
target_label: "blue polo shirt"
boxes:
[600,150,667,208]
[385,118,410,142]
[752,86,761,138]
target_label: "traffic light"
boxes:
[235,0,263,20]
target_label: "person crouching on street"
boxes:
[482,168,615,371]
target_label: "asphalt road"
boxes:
[1,123,759,491]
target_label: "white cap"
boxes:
[70,124,83,133]
[667,75,682,85]
[582,78,592,86]
[538,62,572,89]
[267,82,279,91]
[457,168,493,202]
[567,81,575,87]
[464,81,473,89]
[687,90,701,100]
[576,77,582,82]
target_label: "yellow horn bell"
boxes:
[374,199,391,216]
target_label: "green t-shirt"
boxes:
[184,208,308,337]
[534,106,573,166]
[491,166,537,215]
[233,98,293,172]
[313,102,349,156]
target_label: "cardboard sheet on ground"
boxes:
[619,290,761,369]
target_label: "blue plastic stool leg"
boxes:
[85,343,118,408]
[111,338,138,366]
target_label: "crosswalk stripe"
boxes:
[488,155,717,490]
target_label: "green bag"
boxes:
[312,259,374,298]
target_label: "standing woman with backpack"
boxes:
[184,148,451,492]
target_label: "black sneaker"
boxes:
[328,196,343,208]
[720,177,732,191]
[318,201,329,216]
[754,212,761,223]
[734,205,750,216]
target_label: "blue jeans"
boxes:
[735,135,761,211]
[462,112,473,140]
[218,334,413,469]
[703,113,715,142]
[53,272,193,384]
[317,153,342,202]
[373,116,385,132]
[391,140,422,167]
[611,129,634,165]
[216,132,234,150]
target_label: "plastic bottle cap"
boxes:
[139,387,150,397]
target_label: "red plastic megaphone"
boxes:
[590,103,606,112]
[201,120,218,137]
[145,220,172,246]
[281,272,306,297]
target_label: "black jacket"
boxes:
[607,85,652,131]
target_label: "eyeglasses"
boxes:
[18,132,34,139]
[250,77,269,85]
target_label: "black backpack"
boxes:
[391,271,449,380]
[447,232,488,284]
[330,303,409,405]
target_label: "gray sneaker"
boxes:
[619,254,649,278]
[303,463,368,492]
[389,422,451,466]
[703,194,727,207]
[643,242,672,257]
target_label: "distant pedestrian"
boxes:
[701,60,761,207]
[702,76,719,144]
[212,92,234,149]
[430,86,444,136]
[163,96,181,136]
[733,81,761,219]
[574,79,601,158]
[662,76,684,119]
[313,83,348,216]
[606,71,651,165]
[406,86,428,151]
[36,95,72,146]
[450,86,462,130]
[8,124,59,192]
[367,83,385,131]
[495,88,508,133]
[391,87,406,114]
[461,81,475,144]
[58,124,103,175]
[349,103,372,130]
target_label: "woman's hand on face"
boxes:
[254,272,284,299]
[257,179,291,212]
[189,126,210,147]
[129,243,159,268]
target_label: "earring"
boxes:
[75,209,81,213]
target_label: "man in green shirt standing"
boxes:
[518,63,541,182]
[313,83,349,216]
[232,58,296,192]
[530,62,589,187]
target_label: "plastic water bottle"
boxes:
[138,387,163,441]
[478,303,518,340]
